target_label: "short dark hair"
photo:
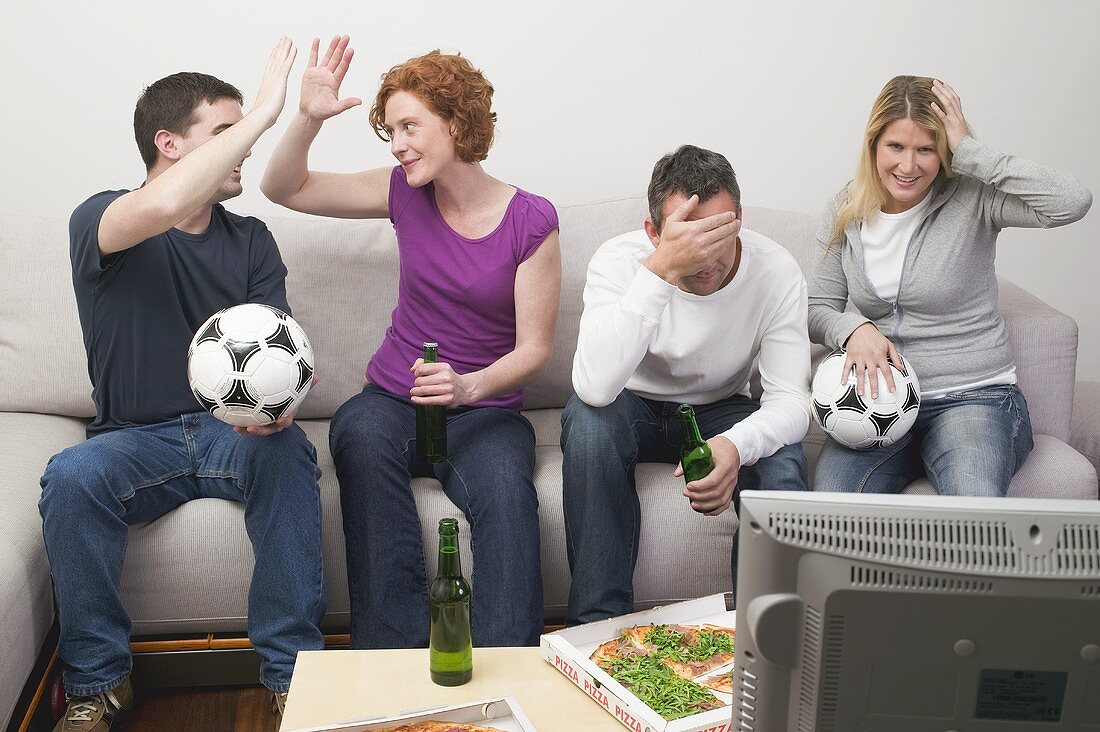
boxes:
[647,145,741,231]
[133,72,243,171]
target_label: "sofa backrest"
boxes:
[0,201,1075,439]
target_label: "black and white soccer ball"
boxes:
[810,351,920,450]
[187,304,315,427]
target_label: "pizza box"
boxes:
[282,695,537,732]
[541,593,736,732]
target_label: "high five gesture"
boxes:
[300,35,363,122]
[252,36,299,129]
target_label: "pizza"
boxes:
[374,722,502,732]
[589,633,649,667]
[701,670,734,694]
[587,622,736,720]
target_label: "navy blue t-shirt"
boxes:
[70,189,291,436]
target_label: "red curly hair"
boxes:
[369,50,496,164]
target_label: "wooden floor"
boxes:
[115,686,274,731]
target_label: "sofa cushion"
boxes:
[0,218,95,419]
[1070,381,1100,481]
[119,415,746,632]
[0,412,87,729]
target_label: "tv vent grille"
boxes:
[1058,525,1100,572]
[735,667,758,731]
[796,605,822,732]
[769,512,1100,577]
[818,614,846,732]
[1083,585,1100,598]
[850,565,995,593]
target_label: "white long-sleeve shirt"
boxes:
[572,227,811,466]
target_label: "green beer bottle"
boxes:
[429,518,473,686]
[679,404,714,482]
[416,342,447,463]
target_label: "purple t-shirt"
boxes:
[366,166,558,410]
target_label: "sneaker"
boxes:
[272,690,289,731]
[53,677,133,732]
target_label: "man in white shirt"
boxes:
[562,145,811,624]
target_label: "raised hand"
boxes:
[931,79,970,153]
[300,35,363,123]
[841,322,902,399]
[645,194,740,283]
[251,36,298,130]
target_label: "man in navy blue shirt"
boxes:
[40,38,322,732]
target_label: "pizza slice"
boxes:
[619,624,661,652]
[700,669,734,694]
[589,632,649,670]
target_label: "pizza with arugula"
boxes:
[588,622,735,720]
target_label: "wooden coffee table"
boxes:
[281,646,622,731]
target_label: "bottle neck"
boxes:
[680,409,706,447]
[437,534,463,577]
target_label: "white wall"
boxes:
[2,0,1098,381]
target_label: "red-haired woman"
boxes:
[262,37,560,648]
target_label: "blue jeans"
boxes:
[38,412,325,695]
[561,389,808,625]
[814,384,1034,495]
[330,385,542,648]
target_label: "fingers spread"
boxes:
[334,46,355,82]
[320,35,340,67]
[329,36,350,72]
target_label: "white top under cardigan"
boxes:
[861,192,1015,400]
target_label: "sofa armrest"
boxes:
[997,277,1078,442]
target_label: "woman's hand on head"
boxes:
[410,359,476,408]
[931,79,969,153]
[841,323,902,399]
[299,35,363,123]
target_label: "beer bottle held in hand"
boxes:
[429,518,473,686]
[679,404,714,483]
[416,342,447,463]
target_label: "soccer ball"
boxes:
[810,351,920,450]
[187,304,315,427]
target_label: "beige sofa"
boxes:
[1,198,1095,727]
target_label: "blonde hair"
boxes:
[830,75,964,245]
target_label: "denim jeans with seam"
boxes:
[330,385,543,649]
[561,389,808,625]
[39,412,325,695]
[813,384,1034,495]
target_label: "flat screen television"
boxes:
[733,491,1100,731]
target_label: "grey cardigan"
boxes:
[807,136,1093,393]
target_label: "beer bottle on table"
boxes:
[429,518,473,686]
[416,342,447,463]
[679,404,714,482]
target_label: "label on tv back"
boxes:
[975,669,1067,722]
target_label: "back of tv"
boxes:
[733,492,1100,731]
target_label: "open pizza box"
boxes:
[540,593,736,732]
[282,696,537,732]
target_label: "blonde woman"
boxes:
[808,76,1091,495]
